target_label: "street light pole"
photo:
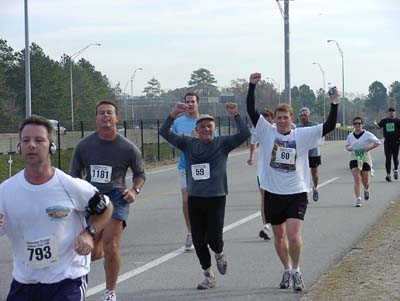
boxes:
[24,0,32,117]
[312,62,326,121]
[327,39,345,126]
[69,43,101,131]
[266,77,281,104]
[275,0,293,105]
[130,68,143,128]
[123,81,129,122]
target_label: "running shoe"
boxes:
[279,271,291,289]
[364,189,370,201]
[394,170,398,180]
[312,187,319,202]
[355,198,362,208]
[215,253,228,275]
[385,175,392,182]
[197,271,216,290]
[292,271,305,292]
[184,233,194,252]
[259,225,271,240]
[103,290,117,301]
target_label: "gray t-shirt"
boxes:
[160,115,250,197]
[297,120,320,157]
[70,132,145,193]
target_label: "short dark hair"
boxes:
[19,115,55,143]
[388,107,395,112]
[184,92,199,103]
[96,100,119,115]
[352,116,364,124]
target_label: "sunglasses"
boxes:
[353,122,362,125]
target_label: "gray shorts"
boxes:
[178,168,187,189]
[105,188,130,225]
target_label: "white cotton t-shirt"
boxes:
[256,116,323,194]
[0,168,107,284]
[346,130,381,160]
[250,127,264,179]
[346,130,381,150]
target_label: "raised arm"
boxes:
[322,87,340,136]
[159,102,189,148]
[246,73,262,127]
[225,102,251,147]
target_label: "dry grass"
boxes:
[302,199,400,301]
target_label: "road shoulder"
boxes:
[302,198,400,300]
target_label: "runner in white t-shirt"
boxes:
[247,108,274,240]
[0,115,113,301]
[246,73,340,292]
[346,116,381,207]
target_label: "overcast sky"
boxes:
[1,0,399,97]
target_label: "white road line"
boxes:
[318,177,340,188]
[87,176,340,297]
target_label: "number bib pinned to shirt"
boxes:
[25,235,58,269]
[90,165,112,183]
[386,123,395,132]
[191,163,210,180]
[275,147,296,165]
[354,149,365,158]
[270,138,297,172]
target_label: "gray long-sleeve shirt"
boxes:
[70,132,145,193]
[160,114,250,197]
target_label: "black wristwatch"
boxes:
[86,225,97,239]
[133,187,140,194]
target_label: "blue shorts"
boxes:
[105,188,130,225]
[7,275,88,301]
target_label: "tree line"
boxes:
[1,39,399,128]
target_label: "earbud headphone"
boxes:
[17,142,57,155]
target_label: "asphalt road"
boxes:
[1,140,399,301]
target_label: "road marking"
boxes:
[318,176,340,188]
[86,176,340,297]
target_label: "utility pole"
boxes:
[24,0,31,117]
[276,0,293,105]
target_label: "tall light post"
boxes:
[275,0,293,105]
[69,43,101,131]
[24,0,32,117]
[123,81,129,122]
[130,67,143,128]
[312,62,326,121]
[266,77,281,104]
[327,39,345,126]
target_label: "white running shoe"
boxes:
[355,198,362,207]
[197,271,216,290]
[103,290,117,301]
[184,233,194,252]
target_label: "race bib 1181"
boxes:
[90,165,112,183]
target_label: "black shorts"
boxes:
[349,160,371,171]
[309,156,321,168]
[264,190,308,225]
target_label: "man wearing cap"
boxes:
[373,107,400,181]
[160,102,250,290]
[297,107,322,201]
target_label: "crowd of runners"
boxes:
[0,72,399,300]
